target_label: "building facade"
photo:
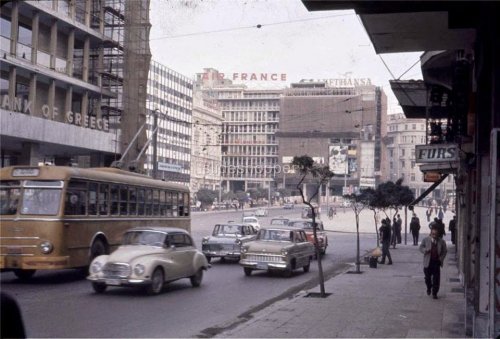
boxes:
[190,91,223,196]
[277,79,387,198]
[197,68,280,194]
[0,0,150,168]
[146,60,193,185]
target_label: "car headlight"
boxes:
[281,248,288,255]
[241,246,248,253]
[134,264,145,276]
[90,261,103,274]
[202,237,209,244]
[40,241,53,254]
[235,239,242,245]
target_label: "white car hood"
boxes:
[107,246,166,263]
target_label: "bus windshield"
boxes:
[20,180,64,215]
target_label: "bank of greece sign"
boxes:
[415,144,459,163]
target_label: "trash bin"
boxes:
[369,256,378,268]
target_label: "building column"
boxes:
[69,0,76,19]
[82,36,89,82]
[50,20,58,70]
[28,73,37,116]
[20,142,42,166]
[31,11,39,64]
[81,91,88,116]
[67,29,75,76]
[84,0,91,27]
[8,66,16,109]
[64,85,73,115]
[9,0,18,56]
[47,80,55,120]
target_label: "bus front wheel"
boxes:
[90,239,107,262]
[13,269,36,280]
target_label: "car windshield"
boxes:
[123,231,166,247]
[0,181,21,215]
[213,224,243,236]
[257,229,293,242]
[243,217,257,223]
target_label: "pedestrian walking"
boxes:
[449,215,457,245]
[426,207,432,222]
[419,225,447,299]
[410,213,421,246]
[391,216,400,249]
[438,207,444,220]
[328,206,334,219]
[395,214,402,244]
[379,219,393,265]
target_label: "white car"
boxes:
[242,216,261,231]
[255,208,269,217]
[87,227,210,295]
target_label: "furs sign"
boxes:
[415,144,459,163]
[1,95,109,132]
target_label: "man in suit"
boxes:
[379,219,393,265]
[419,225,447,299]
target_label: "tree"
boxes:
[377,179,414,221]
[196,189,218,210]
[344,189,372,273]
[291,155,334,297]
[362,187,382,247]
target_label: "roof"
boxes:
[126,227,189,234]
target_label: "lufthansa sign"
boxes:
[415,144,459,163]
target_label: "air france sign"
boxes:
[415,144,459,163]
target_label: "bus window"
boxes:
[166,191,173,217]
[145,189,153,216]
[98,184,109,215]
[88,183,98,215]
[152,189,160,215]
[137,189,145,215]
[65,180,87,215]
[129,187,137,215]
[159,190,166,216]
[0,181,21,215]
[110,185,119,215]
[172,192,178,217]
[119,186,128,215]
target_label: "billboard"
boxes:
[329,145,348,175]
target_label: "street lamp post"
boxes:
[152,109,159,179]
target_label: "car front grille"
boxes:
[102,263,131,278]
[245,254,283,263]
[203,244,237,251]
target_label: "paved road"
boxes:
[1,208,380,338]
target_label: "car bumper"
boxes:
[87,276,151,287]
[1,255,70,270]
[239,259,288,270]
[203,250,241,259]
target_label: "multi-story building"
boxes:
[146,61,193,185]
[277,79,387,198]
[190,91,223,195]
[386,113,454,199]
[0,0,151,168]
[197,68,280,193]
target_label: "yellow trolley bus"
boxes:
[0,165,190,279]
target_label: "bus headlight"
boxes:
[134,264,145,276]
[90,261,103,274]
[40,241,54,254]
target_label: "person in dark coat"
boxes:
[449,215,457,245]
[419,225,447,299]
[1,292,26,338]
[410,213,421,246]
[379,219,393,265]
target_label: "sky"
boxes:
[149,0,423,114]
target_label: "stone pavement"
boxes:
[216,242,465,338]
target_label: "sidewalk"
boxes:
[217,243,465,338]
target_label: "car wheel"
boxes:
[205,256,211,263]
[92,282,107,293]
[146,267,164,295]
[303,259,311,273]
[244,267,252,276]
[190,268,203,287]
[282,267,292,278]
[220,257,226,263]
[13,269,36,280]
[90,239,107,263]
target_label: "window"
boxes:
[65,180,87,215]
[119,186,128,215]
[137,189,145,215]
[168,233,192,247]
[98,184,109,215]
[88,183,98,215]
[401,149,405,156]
[110,185,119,215]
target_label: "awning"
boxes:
[408,173,449,210]
[389,80,427,119]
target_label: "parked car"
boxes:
[301,205,320,219]
[202,223,258,263]
[87,227,209,295]
[242,216,261,231]
[269,217,289,226]
[239,227,314,277]
[287,219,328,255]
[255,208,269,217]
[283,203,294,209]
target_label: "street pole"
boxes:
[152,109,159,179]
